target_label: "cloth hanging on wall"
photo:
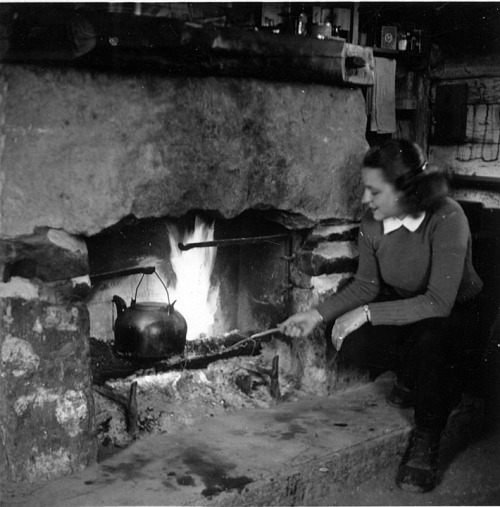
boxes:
[370,56,397,134]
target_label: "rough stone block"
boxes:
[0,228,89,282]
[0,296,97,483]
[311,273,353,296]
[0,65,367,239]
[307,222,359,242]
[296,240,359,276]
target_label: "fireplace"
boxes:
[86,211,293,347]
[0,59,368,483]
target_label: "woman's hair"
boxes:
[363,139,449,216]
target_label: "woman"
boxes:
[279,139,483,493]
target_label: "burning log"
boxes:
[90,330,288,384]
[155,330,284,373]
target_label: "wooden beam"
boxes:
[430,55,500,80]
[431,77,500,105]
[2,13,374,87]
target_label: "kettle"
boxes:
[112,268,187,360]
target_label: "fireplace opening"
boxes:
[86,209,293,350]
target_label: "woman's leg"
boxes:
[333,304,471,419]
[395,305,474,493]
[399,308,472,432]
[331,306,473,493]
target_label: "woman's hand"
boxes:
[278,309,324,338]
[331,306,370,351]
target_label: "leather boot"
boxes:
[396,428,441,493]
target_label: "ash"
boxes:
[93,347,299,459]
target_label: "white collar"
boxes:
[383,212,426,234]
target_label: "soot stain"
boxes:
[252,430,274,437]
[177,475,196,486]
[253,430,282,440]
[351,407,367,413]
[84,470,114,487]
[289,423,307,434]
[228,429,248,436]
[202,476,253,498]
[280,422,307,440]
[182,446,253,498]
[162,479,178,490]
[274,412,295,423]
[101,456,153,482]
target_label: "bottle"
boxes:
[409,32,417,52]
[296,5,308,35]
[398,33,407,51]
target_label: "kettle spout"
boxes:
[112,295,127,314]
[168,300,177,315]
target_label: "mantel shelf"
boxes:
[373,47,428,68]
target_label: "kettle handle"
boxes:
[134,270,171,306]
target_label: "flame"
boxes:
[167,217,219,341]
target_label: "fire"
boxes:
[167,217,219,341]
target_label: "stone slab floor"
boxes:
[2,374,499,506]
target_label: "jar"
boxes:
[296,7,308,35]
[398,34,407,51]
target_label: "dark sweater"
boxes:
[316,198,483,326]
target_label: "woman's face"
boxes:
[361,167,405,221]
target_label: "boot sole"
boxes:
[396,479,435,493]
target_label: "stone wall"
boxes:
[0,280,97,483]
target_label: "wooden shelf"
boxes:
[373,47,399,58]
[373,47,427,68]
[451,174,500,192]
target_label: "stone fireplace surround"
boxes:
[0,63,368,483]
